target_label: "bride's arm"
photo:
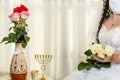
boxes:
[112,54,120,63]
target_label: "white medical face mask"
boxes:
[109,0,120,14]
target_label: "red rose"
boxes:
[20,4,28,12]
[13,7,21,13]
[13,4,28,13]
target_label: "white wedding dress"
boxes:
[63,24,120,80]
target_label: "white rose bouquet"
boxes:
[78,43,114,71]
[92,43,114,59]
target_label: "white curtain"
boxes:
[0,0,103,80]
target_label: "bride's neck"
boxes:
[104,14,120,30]
[111,14,120,26]
[112,14,120,21]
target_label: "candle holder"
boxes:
[35,54,52,80]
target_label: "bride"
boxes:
[63,0,120,80]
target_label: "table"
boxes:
[0,71,54,80]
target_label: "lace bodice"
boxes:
[99,24,120,53]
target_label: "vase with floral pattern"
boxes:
[10,43,27,80]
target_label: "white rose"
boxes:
[98,53,105,59]
[91,43,103,54]
[105,45,114,56]
[91,43,106,58]
[92,43,103,49]
[97,48,105,58]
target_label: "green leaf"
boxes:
[84,49,92,56]
[9,27,13,31]
[87,59,96,64]
[85,63,92,71]
[16,31,23,39]
[9,33,16,38]
[8,33,16,42]
[100,62,111,68]
[24,35,30,42]
[22,40,27,48]
[25,23,28,27]
[78,62,86,71]
[1,37,8,43]
[92,61,101,69]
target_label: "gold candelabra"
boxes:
[35,54,52,80]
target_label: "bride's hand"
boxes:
[92,54,112,62]
[112,54,120,63]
